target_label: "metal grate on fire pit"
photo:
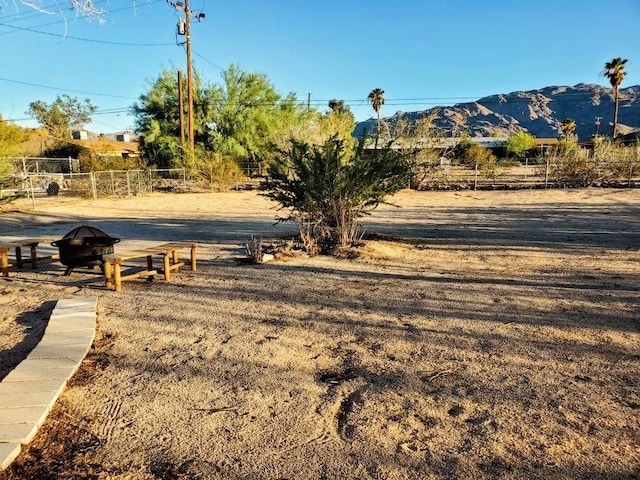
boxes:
[52,225,120,275]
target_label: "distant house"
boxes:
[72,130,89,140]
[80,139,141,161]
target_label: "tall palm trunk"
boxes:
[613,86,619,138]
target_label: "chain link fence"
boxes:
[414,157,640,190]
[0,169,193,208]
[2,158,639,210]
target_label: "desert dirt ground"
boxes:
[0,188,639,480]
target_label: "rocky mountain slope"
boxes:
[356,83,640,141]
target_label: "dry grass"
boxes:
[0,188,639,479]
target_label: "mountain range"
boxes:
[355,83,640,141]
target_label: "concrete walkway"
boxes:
[0,297,97,470]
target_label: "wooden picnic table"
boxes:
[103,242,197,291]
[0,238,57,277]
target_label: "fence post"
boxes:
[28,176,36,210]
[183,168,187,186]
[126,171,131,196]
[524,158,528,180]
[91,172,97,200]
[545,157,550,189]
[149,170,153,193]
[474,161,479,191]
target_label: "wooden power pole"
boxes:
[178,69,186,155]
[184,0,195,168]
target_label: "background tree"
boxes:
[367,88,385,137]
[27,95,97,140]
[209,65,309,172]
[506,131,536,158]
[0,117,26,177]
[559,118,577,140]
[133,70,208,169]
[261,136,412,254]
[134,65,310,174]
[603,57,628,138]
[463,143,498,189]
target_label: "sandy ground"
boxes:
[0,188,639,479]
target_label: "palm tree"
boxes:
[603,58,628,138]
[367,88,385,134]
[559,118,576,139]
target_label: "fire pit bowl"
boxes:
[52,225,120,275]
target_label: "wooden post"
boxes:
[30,245,38,269]
[1,248,10,277]
[190,244,197,271]
[114,261,122,292]
[104,260,112,289]
[163,253,171,282]
[15,246,23,268]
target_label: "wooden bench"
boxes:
[103,242,197,291]
[0,238,57,277]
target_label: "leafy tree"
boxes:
[0,117,27,199]
[209,65,309,170]
[0,117,26,169]
[506,131,536,158]
[133,70,203,169]
[367,88,385,138]
[260,136,412,254]
[603,58,628,138]
[27,95,97,139]
[300,101,356,148]
[133,65,310,173]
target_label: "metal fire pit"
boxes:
[52,225,120,276]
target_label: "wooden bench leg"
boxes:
[104,260,113,289]
[30,245,38,269]
[1,249,9,277]
[114,261,123,292]
[163,253,171,282]
[15,246,23,269]
[146,255,155,282]
[190,245,197,271]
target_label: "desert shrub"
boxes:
[197,151,246,191]
[544,139,596,185]
[261,136,412,254]
[499,158,523,167]
[79,151,143,172]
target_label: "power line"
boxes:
[0,21,174,45]
[0,76,137,99]
[193,50,223,71]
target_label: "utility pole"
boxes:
[595,117,602,136]
[177,69,186,152]
[184,0,195,168]
[169,0,205,170]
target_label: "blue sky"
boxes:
[1,0,639,134]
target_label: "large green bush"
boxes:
[261,137,412,254]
